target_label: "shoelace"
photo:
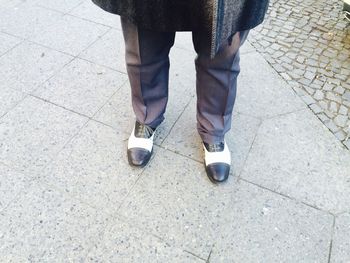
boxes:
[135,122,154,138]
[205,142,225,152]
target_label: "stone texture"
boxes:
[162,101,261,177]
[210,180,333,262]
[0,181,110,262]
[79,29,126,73]
[0,1,348,261]
[94,47,196,143]
[37,120,142,214]
[118,148,218,257]
[235,52,306,119]
[86,216,205,262]
[0,32,21,56]
[331,213,350,263]
[0,87,26,118]
[0,164,32,211]
[33,58,127,117]
[241,109,350,213]
[0,96,88,174]
[0,41,72,93]
[249,0,350,147]
[34,0,84,13]
[0,4,63,39]
[30,14,109,56]
[70,0,122,29]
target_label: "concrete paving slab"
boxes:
[162,101,261,177]
[169,47,197,87]
[0,32,21,56]
[70,0,122,29]
[174,32,195,52]
[331,213,350,263]
[30,14,109,56]
[33,58,127,117]
[0,87,26,118]
[0,0,24,8]
[119,148,333,261]
[0,41,72,93]
[0,181,110,262]
[34,0,84,13]
[0,4,63,39]
[37,120,144,215]
[86,216,205,262]
[0,96,88,174]
[94,80,194,145]
[79,29,126,73]
[241,40,255,54]
[240,109,350,213]
[0,164,32,211]
[209,180,333,262]
[94,48,196,143]
[119,148,218,258]
[236,51,306,119]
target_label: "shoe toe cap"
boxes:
[206,163,230,183]
[127,148,152,167]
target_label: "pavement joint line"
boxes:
[24,21,112,62]
[233,110,262,121]
[74,25,113,59]
[65,12,123,31]
[239,177,335,216]
[327,216,336,263]
[233,111,261,122]
[24,38,77,58]
[313,115,350,151]
[236,119,263,179]
[206,247,213,263]
[28,94,94,119]
[0,92,30,120]
[33,4,69,15]
[259,106,308,122]
[183,250,207,261]
[75,56,128,75]
[0,37,25,59]
[27,111,92,184]
[0,30,25,40]
[159,95,195,145]
[158,145,203,164]
[114,150,158,212]
[35,0,85,16]
[334,210,350,217]
[28,69,128,121]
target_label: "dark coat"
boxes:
[92,0,269,56]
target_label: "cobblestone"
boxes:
[249,0,350,148]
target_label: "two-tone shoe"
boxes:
[127,121,155,167]
[203,141,231,183]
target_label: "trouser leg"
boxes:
[120,17,176,129]
[192,30,250,144]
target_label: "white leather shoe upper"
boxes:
[127,127,154,152]
[203,141,231,166]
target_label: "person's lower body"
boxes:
[121,16,249,182]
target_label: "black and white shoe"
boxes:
[203,141,231,183]
[127,121,155,167]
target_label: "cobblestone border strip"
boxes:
[249,0,350,149]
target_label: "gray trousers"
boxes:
[121,17,249,144]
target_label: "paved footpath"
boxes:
[0,0,350,262]
[249,0,350,149]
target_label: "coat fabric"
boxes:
[92,0,269,56]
